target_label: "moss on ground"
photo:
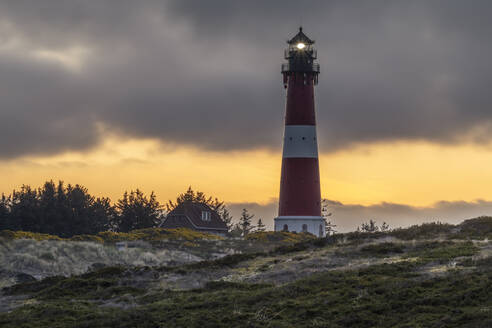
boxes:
[246,231,316,243]
[0,227,222,243]
[96,227,223,242]
[456,216,492,239]
[0,230,64,241]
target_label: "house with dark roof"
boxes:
[160,202,228,236]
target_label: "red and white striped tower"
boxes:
[274,27,325,237]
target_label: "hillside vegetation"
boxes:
[0,228,318,244]
[0,217,491,327]
[0,228,221,243]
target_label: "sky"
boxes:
[1,0,492,231]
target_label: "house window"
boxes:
[302,224,308,232]
[282,224,289,232]
[201,211,211,221]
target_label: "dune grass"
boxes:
[1,259,491,328]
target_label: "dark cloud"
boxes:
[1,1,492,158]
[0,53,100,158]
[229,199,492,232]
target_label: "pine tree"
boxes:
[380,221,390,232]
[360,219,379,232]
[166,186,213,211]
[229,223,243,238]
[0,194,10,231]
[39,180,57,234]
[256,218,266,232]
[321,199,336,235]
[325,221,337,235]
[0,180,115,236]
[10,185,39,232]
[219,207,234,231]
[91,197,115,232]
[238,208,254,236]
[116,189,162,232]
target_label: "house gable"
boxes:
[161,202,228,232]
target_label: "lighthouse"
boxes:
[274,27,325,237]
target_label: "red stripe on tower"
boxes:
[275,27,325,237]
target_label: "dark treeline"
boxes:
[0,181,162,237]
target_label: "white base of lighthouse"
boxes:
[274,216,325,237]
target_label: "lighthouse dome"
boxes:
[287,27,315,46]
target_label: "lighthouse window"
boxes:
[201,211,211,221]
[302,137,305,140]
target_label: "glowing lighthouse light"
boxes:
[276,27,324,237]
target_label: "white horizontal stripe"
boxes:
[282,125,318,158]
[275,216,324,220]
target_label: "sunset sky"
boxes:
[2,1,492,231]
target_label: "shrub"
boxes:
[186,252,262,270]
[360,242,405,256]
[98,228,222,243]
[271,242,310,255]
[246,231,315,243]
[406,241,479,263]
[201,281,271,291]
[1,227,221,243]
[390,222,454,240]
[458,216,492,238]
[69,234,104,243]
[0,230,63,241]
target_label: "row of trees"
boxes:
[0,181,343,238]
[0,182,266,237]
[357,219,390,233]
[0,181,163,237]
[229,208,266,237]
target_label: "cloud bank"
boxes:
[1,1,492,159]
[228,199,492,232]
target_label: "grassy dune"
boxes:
[0,218,491,327]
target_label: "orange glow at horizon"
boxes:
[1,137,492,207]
